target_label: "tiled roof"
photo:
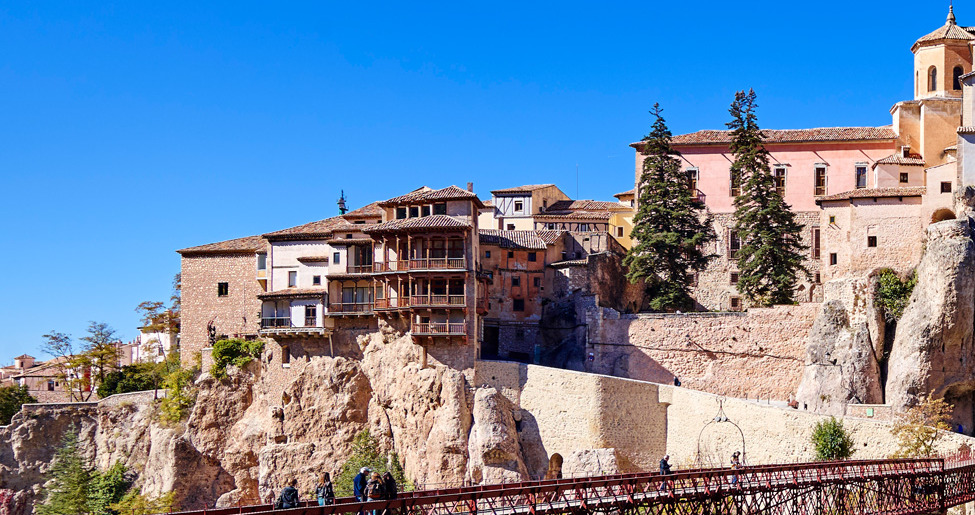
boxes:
[816,187,926,204]
[342,202,384,219]
[378,186,484,208]
[945,145,958,152]
[614,189,635,199]
[177,235,266,255]
[14,354,34,360]
[549,259,588,268]
[534,199,629,220]
[325,238,374,245]
[634,127,896,147]
[257,288,326,300]
[491,184,556,195]
[913,8,975,51]
[263,217,348,240]
[364,215,472,233]
[296,255,330,262]
[479,230,549,250]
[958,126,975,134]
[482,199,494,207]
[873,154,925,167]
[534,230,564,245]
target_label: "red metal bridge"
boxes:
[169,458,975,515]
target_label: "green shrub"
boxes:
[210,338,264,379]
[334,430,412,497]
[0,385,36,425]
[97,363,164,398]
[37,431,133,515]
[159,349,197,424]
[875,269,917,323]
[811,416,855,461]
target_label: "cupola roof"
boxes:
[912,5,975,52]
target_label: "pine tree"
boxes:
[37,431,92,515]
[624,103,716,311]
[729,90,809,306]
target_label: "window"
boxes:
[901,146,911,158]
[217,282,229,296]
[506,224,515,230]
[304,305,317,326]
[281,345,290,365]
[528,252,537,262]
[578,223,590,231]
[47,380,55,391]
[409,206,419,218]
[543,199,548,208]
[730,272,739,284]
[257,253,267,271]
[829,215,836,225]
[929,66,938,92]
[288,271,297,288]
[396,207,407,219]
[421,205,431,217]
[829,253,838,266]
[774,167,786,196]
[533,277,540,287]
[312,275,321,286]
[686,168,699,191]
[730,297,742,311]
[855,165,867,189]
[616,227,624,237]
[955,66,964,90]
[514,200,524,212]
[942,181,953,193]
[814,166,827,195]
[730,170,741,197]
[815,272,821,284]
[508,251,514,258]
[812,228,821,259]
[867,236,877,248]
[728,231,741,259]
[485,250,491,258]
[512,276,521,287]
[333,252,341,264]
[345,234,353,239]
[433,202,447,215]
[513,298,525,311]
[547,223,556,230]
[900,173,909,183]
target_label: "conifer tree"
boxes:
[37,431,92,515]
[729,90,808,306]
[624,104,716,311]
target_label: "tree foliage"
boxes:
[334,430,411,497]
[729,89,809,306]
[811,417,855,461]
[892,394,954,458]
[37,431,133,515]
[623,103,716,311]
[159,349,197,424]
[875,269,917,323]
[0,384,36,425]
[97,363,164,399]
[210,339,264,379]
[110,490,176,515]
[42,323,121,402]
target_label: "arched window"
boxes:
[954,66,964,90]
[929,66,938,92]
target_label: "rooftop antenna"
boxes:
[337,190,348,214]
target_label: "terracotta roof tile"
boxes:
[549,259,588,268]
[958,126,975,134]
[342,202,384,219]
[873,154,925,167]
[479,230,550,250]
[614,189,635,199]
[913,10,975,51]
[177,235,266,255]
[816,187,926,203]
[325,238,374,245]
[378,185,484,207]
[534,230,564,245]
[364,215,471,233]
[263,217,348,240]
[258,288,327,300]
[633,127,896,147]
[491,184,557,195]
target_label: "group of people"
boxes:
[270,468,397,510]
[658,451,744,488]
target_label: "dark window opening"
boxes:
[730,272,739,284]
[812,228,821,259]
[485,250,491,258]
[533,277,541,287]
[728,231,741,259]
[288,271,297,288]
[433,202,447,215]
[830,253,838,266]
[506,224,515,230]
[396,207,407,219]
[281,345,290,364]
[900,173,909,183]
[955,65,964,90]
[217,282,229,296]
[942,181,953,193]
[513,299,525,311]
[421,205,431,217]
[730,170,741,197]
[528,252,537,262]
[512,276,521,287]
[312,275,321,286]
[774,167,786,196]
[815,167,827,195]
[507,251,514,258]
[409,206,419,218]
[855,165,867,189]
[815,272,821,284]
[867,236,877,248]
[333,252,341,264]
[929,66,938,92]
[730,297,742,311]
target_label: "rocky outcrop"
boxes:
[795,274,885,415]
[562,448,625,477]
[887,218,975,414]
[465,388,528,484]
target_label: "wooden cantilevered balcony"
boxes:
[345,264,374,274]
[373,258,466,273]
[410,295,466,308]
[374,298,411,310]
[411,322,466,336]
[327,302,374,316]
[259,317,331,337]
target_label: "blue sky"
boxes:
[0,2,951,362]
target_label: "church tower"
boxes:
[912,5,973,99]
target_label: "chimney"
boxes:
[467,182,473,192]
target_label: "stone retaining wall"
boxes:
[19,389,164,412]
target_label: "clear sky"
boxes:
[0,1,953,362]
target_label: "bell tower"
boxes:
[912,5,974,99]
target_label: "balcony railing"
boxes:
[410,295,466,307]
[261,317,292,328]
[374,258,466,272]
[345,264,373,274]
[412,322,466,335]
[373,261,410,273]
[328,302,374,314]
[375,298,411,310]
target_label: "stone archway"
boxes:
[544,453,563,479]
[932,208,956,223]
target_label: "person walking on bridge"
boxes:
[276,478,300,509]
[730,451,742,487]
[316,472,335,506]
[354,467,371,502]
[658,455,673,493]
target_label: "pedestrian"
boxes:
[265,489,276,507]
[353,467,371,502]
[659,455,672,475]
[316,472,335,506]
[730,451,742,486]
[365,472,386,515]
[276,479,300,509]
[382,471,398,499]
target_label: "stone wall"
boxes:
[585,304,820,401]
[181,253,265,367]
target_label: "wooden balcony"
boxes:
[327,302,374,315]
[410,295,466,307]
[345,264,374,274]
[373,258,466,273]
[373,261,410,273]
[411,322,466,336]
[375,298,411,310]
[259,317,330,337]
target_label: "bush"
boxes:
[210,338,264,378]
[875,269,917,323]
[0,385,36,425]
[159,349,197,424]
[97,363,164,398]
[37,430,133,515]
[334,430,412,497]
[892,394,954,457]
[811,417,855,461]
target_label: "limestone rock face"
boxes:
[796,276,885,415]
[887,218,975,413]
[562,449,625,477]
[466,387,529,485]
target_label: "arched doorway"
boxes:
[932,208,956,223]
